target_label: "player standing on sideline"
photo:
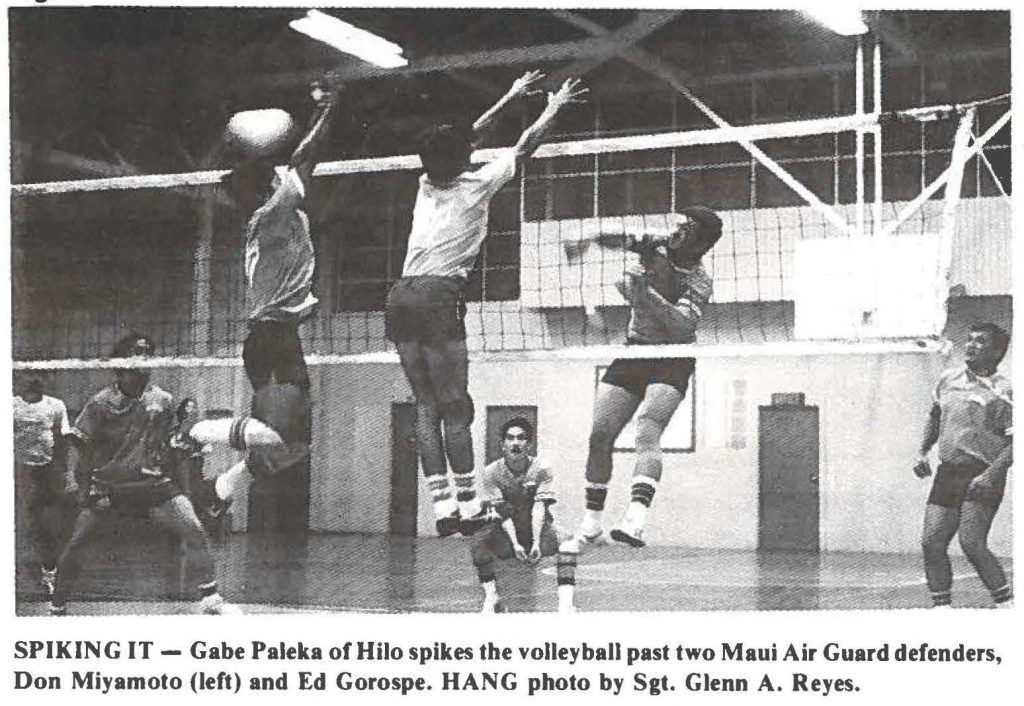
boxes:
[915,323,1013,608]
[471,418,568,613]
[13,374,71,595]
[385,71,587,537]
[50,333,237,615]
[189,83,339,502]
[557,208,722,612]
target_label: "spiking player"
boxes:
[470,418,568,613]
[189,83,338,502]
[13,373,71,595]
[557,208,722,611]
[50,333,236,615]
[916,323,1013,608]
[385,71,587,537]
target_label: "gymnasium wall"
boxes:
[308,295,1012,556]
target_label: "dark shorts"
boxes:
[247,382,311,477]
[86,477,183,513]
[480,519,561,559]
[243,320,309,391]
[928,460,1002,507]
[602,356,696,399]
[385,276,467,343]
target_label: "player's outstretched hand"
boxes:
[548,78,589,111]
[527,545,542,565]
[509,70,546,98]
[912,456,932,479]
[513,543,528,562]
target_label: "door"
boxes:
[390,403,419,536]
[758,401,820,552]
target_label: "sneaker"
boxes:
[559,528,609,555]
[481,596,502,614]
[559,603,577,615]
[41,568,57,596]
[49,603,67,617]
[200,593,242,615]
[610,524,646,548]
[460,506,502,536]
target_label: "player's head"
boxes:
[418,123,473,182]
[15,372,44,402]
[669,206,723,262]
[176,397,198,423]
[966,322,1010,369]
[501,417,534,461]
[112,332,155,397]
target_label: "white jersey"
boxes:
[401,150,517,279]
[13,394,71,467]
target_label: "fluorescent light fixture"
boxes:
[290,10,408,68]
[802,8,869,36]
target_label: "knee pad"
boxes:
[439,395,475,427]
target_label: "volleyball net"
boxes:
[11,95,1011,371]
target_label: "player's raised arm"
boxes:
[472,70,545,141]
[290,81,340,187]
[512,78,588,168]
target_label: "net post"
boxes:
[931,107,976,336]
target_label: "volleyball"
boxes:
[225,109,296,158]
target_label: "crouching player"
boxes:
[471,418,573,613]
[51,333,237,615]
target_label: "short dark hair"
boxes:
[680,206,724,253]
[970,322,1011,362]
[418,123,473,182]
[176,397,196,422]
[501,417,534,442]
[112,332,155,359]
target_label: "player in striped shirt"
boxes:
[189,84,338,502]
[557,207,722,612]
[916,322,1013,607]
[471,418,564,613]
[385,72,587,537]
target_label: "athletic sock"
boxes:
[581,482,608,535]
[426,476,457,519]
[623,479,658,530]
[453,472,481,517]
[991,584,1013,604]
[199,581,219,599]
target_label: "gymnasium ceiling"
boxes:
[9,7,1011,184]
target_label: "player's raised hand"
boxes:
[548,78,589,110]
[912,456,932,479]
[509,70,546,98]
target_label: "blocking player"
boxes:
[50,333,237,615]
[13,373,71,595]
[189,83,338,501]
[471,418,569,613]
[915,323,1013,608]
[556,208,722,611]
[385,71,587,537]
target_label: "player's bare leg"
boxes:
[50,508,104,616]
[573,383,640,545]
[921,504,960,607]
[959,500,1012,606]
[397,341,460,536]
[149,495,238,614]
[611,383,683,548]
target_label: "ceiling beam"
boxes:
[547,10,680,84]
[254,38,612,90]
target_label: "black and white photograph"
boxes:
[4,4,1018,694]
